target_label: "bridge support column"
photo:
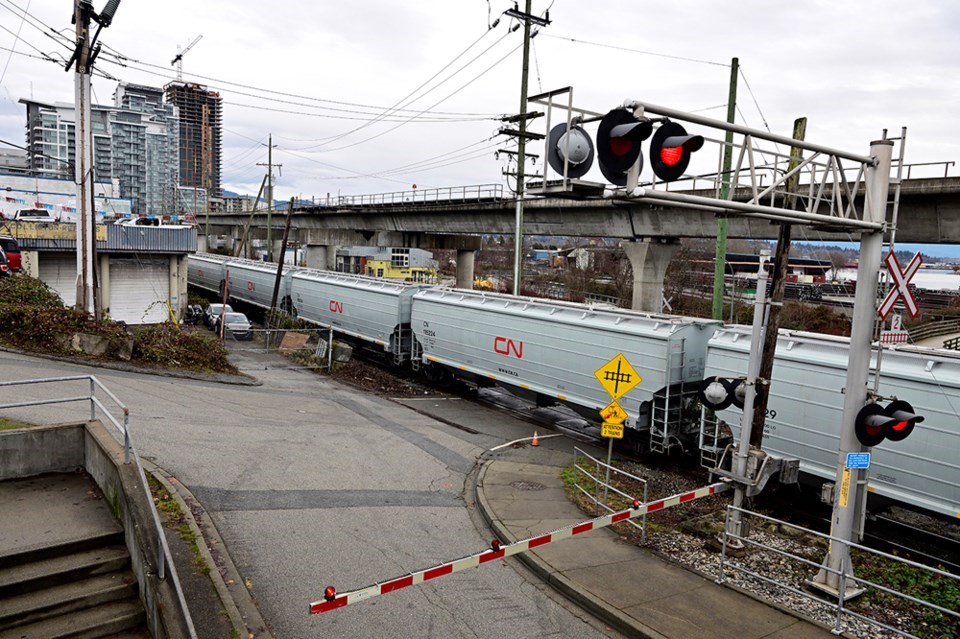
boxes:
[304,245,332,270]
[622,238,680,313]
[455,249,476,289]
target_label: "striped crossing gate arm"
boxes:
[310,481,728,614]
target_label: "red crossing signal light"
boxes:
[649,121,704,182]
[854,400,924,447]
[596,109,653,186]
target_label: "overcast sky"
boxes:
[1,1,958,212]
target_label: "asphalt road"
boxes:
[0,345,622,639]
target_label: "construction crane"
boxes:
[171,35,203,81]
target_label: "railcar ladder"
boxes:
[698,407,726,469]
[649,340,687,454]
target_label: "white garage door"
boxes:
[110,258,170,324]
[38,254,77,308]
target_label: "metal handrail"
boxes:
[572,447,648,540]
[329,183,504,208]
[718,505,960,638]
[907,318,960,342]
[0,375,198,639]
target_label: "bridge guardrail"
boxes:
[326,184,503,208]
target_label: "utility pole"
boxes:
[712,57,739,320]
[257,135,281,262]
[503,1,549,296]
[750,117,806,447]
[66,0,120,319]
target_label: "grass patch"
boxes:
[0,417,37,431]
[851,550,960,639]
[147,473,211,576]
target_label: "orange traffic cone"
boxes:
[531,431,540,447]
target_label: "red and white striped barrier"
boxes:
[309,481,728,614]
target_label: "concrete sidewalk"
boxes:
[475,459,839,639]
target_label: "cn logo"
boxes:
[494,336,523,359]
[329,300,344,314]
[247,281,256,292]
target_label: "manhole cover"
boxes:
[510,481,546,491]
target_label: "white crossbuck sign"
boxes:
[878,251,922,319]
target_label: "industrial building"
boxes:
[336,247,438,282]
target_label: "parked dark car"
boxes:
[0,247,9,276]
[0,236,21,272]
[183,304,205,325]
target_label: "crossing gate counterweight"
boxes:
[309,481,728,614]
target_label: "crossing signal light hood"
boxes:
[649,121,703,182]
[596,109,652,186]
[854,400,924,447]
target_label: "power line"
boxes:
[540,32,728,67]
[298,24,511,150]
[93,45,502,118]
[0,0,29,88]
[314,40,524,154]
[223,99,493,123]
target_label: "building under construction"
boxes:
[164,82,222,201]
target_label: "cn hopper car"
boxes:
[187,253,960,518]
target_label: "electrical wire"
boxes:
[0,0,30,88]
[540,32,728,67]
[223,99,492,124]
[0,0,73,50]
[93,45,501,119]
[295,25,511,151]
[313,40,524,154]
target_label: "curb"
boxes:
[0,345,262,386]
[474,461,665,639]
[147,463,274,639]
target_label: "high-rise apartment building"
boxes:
[21,98,112,181]
[21,87,180,215]
[164,82,222,199]
[112,83,180,214]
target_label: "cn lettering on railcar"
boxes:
[494,337,523,359]
[329,300,344,314]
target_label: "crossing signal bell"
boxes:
[546,123,595,179]
[650,121,704,182]
[697,377,745,411]
[854,400,924,447]
[596,109,652,186]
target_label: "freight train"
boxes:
[187,253,960,519]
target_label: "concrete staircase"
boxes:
[0,474,149,639]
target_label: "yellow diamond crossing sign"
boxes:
[595,354,641,399]
[599,400,628,425]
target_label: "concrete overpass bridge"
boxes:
[202,176,960,311]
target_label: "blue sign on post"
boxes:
[846,452,871,469]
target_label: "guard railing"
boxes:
[718,506,959,638]
[572,447,648,540]
[0,375,197,638]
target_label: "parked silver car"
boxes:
[204,303,233,330]
[216,312,252,340]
